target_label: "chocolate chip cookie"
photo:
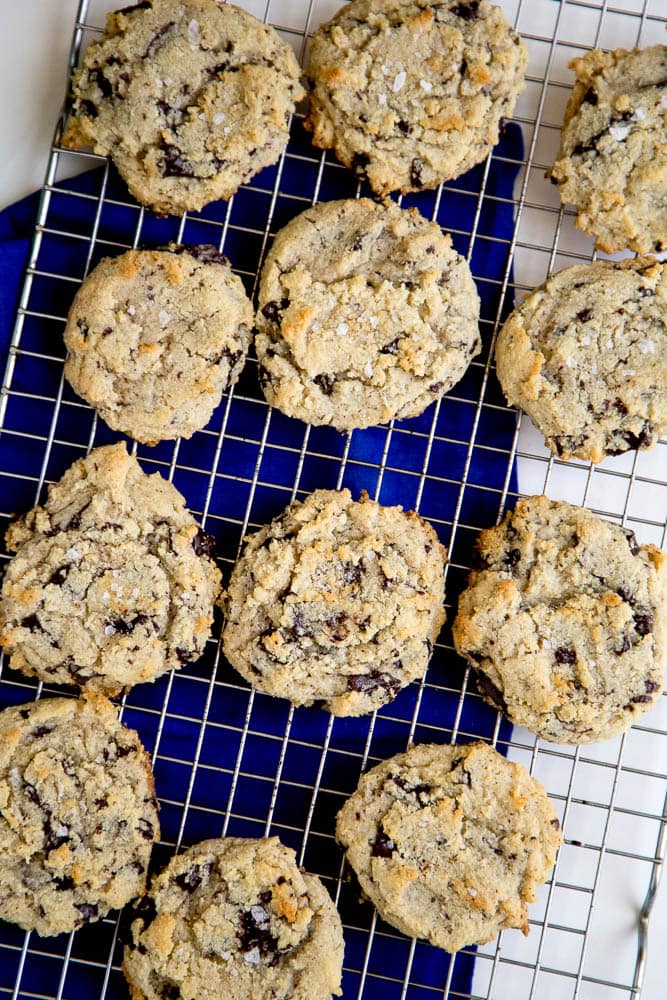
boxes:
[0,443,221,694]
[64,245,253,444]
[495,257,666,463]
[336,741,561,951]
[304,0,527,196]
[122,836,344,1000]
[0,693,159,937]
[255,198,480,431]
[452,496,667,744]
[551,45,667,254]
[222,489,446,715]
[62,0,305,216]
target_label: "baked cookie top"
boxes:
[336,741,561,951]
[551,45,667,254]
[255,198,480,431]
[122,836,344,1000]
[305,0,527,195]
[63,0,305,215]
[222,488,446,715]
[0,443,221,695]
[495,257,666,463]
[453,495,667,744]
[0,693,159,937]
[64,245,253,444]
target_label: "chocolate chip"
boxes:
[118,1,152,12]
[342,561,362,585]
[168,244,229,266]
[582,87,598,105]
[33,725,53,739]
[550,817,560,830]
[76,902,99,922]
[505,548,521,567]
[555,646,576,665]
[410,157,425,187]
[175,864,208,893]
[617,586,634,603]
[159,986,181,1000]
[261,298,290,323]
[144,21,175,59]
[351,235,363,251]
[616,634,631,655]
[576,308,593,322]
[313,373,336,395]
[21,614,41,632]
[645,680,661,694]
[613,398,629,416]
[616,423,654,453]
[175,647,191,665]
[371,832,396,858]
[137,818,155,841]
[634,610,653,636]
[397,120,412,134]
[351,152,370,179]
[346,670,401,697]
[54,875,75,891]
[630,693,653,704]
[380,338,400,355]
[88,68,113,100]
[105,614,149,636]
[160,143,194,178]
[238,905,283,966]
[77,317,89,337]
[449,0,480,18]
[475,672,508,713]
[192,527,217,558]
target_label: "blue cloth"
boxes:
[0,124,520,999]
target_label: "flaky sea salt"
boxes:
[631,107,646,121]
[158,309,172,326]
[640,339,655,354]
[65,546,80,561]
[104,624,116,636]
[419,79,432,92]
[244,947,261,965]
[565,356,575,367]
[336,322,349,335]
[127,303,136,316]
[188,18,200,47]
[580,334,591,346]
[213,112,225,125]
[364,361,374,378]
[393,70,407,93]
[369,316,378,328]
[378,92,387,106]
[609,123,631,142]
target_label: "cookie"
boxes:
[0,443,221,695]
[255,198,481,431]
[222,488,446,716]
[304,0,527,196]
[452,496,667,744]
[62,0,305,216]
[550,45,667,254]
[64,245,253,444]
[336,741,561,951]
[122,836,344,1000]
[495,257,666,463]
[0,693,159,937]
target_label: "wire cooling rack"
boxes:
[0,0,666,998]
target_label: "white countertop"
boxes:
[0,2,665,998]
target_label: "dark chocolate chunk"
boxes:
[160,143,195,178]
[346,669,401,697]
[238,904,283,966]
[136,818,155,841]
[550,817,560,830]
[622,528,640,556]
[645,680,661,694]
[21,614,41,632]
[505,548,521,568]
[192,527,217,558]
[105,613,149,635]
[351,235,364,251]
[371,831,396,858]
[33,725,53,739]
[88,68,113,100]
[175,647,191,665]
[582,87,598,105]
[555,646,576,665]
[175,863,208,893]
[168,244,229,266]
[351,152,370,179]
[54,875,75,891]
[261,298,290,324]
[380,337,400,355]
[76,902,99,922]
[118,1,152,12]
[634,610,653,636]
[342,561,362,586]
[397,120,413,134]
[144,21,175,59]
[615,634,631,655]
[410,157,425,187]
[313,373,336,395]
[475,672,508,713]
[576,308,593,323]
[449,0,480,18]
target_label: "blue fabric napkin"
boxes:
[0,122,521,999]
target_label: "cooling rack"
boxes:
[0,0,665,997]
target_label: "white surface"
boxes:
[0,2,665,998]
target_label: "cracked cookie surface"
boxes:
[122,836,344,1000]
[495,258,666,463]
[255,198,480,431]
[64,245,253,444]
[222,489,446,716]
[0,693,159,937]
[336,741,561,951]
[62,0,305,215]
[304,0,527,196]
[551,45,667,254]
[452,496,667,744]
[0,443,221,695]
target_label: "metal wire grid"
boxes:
[0,0,664,997]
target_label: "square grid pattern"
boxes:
[0,1,665,998]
